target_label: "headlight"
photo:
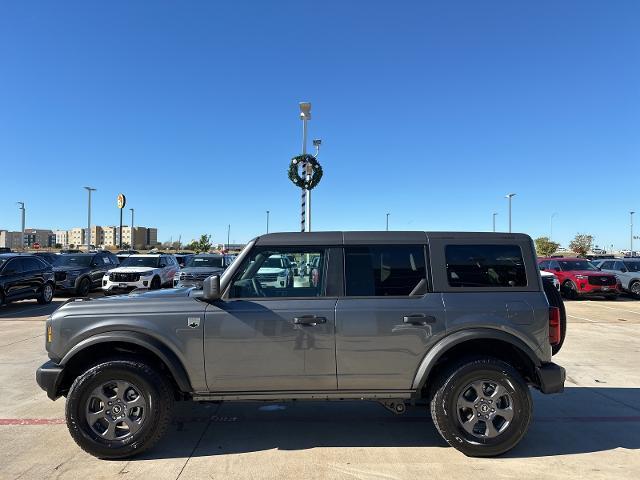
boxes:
[575,275,588,279]
[67,270,82,277]
[140,271,155,277]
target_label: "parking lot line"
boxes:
[586,303,640,316]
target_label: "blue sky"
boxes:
[0,1,638,249]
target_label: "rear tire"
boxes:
[630,281,640,299]
[430,357,532,457]
[543,281,566,355]
[65,360,174,459]
[561,280,578,300]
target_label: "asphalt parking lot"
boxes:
[1,294,639,480]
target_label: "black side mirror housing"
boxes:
[203,275,221,301]
[554,267,561,272]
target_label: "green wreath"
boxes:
[288,154,323,190]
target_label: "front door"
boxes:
[204,246,337,392]
[335,244,446,390]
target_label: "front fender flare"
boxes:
[411,328,541,390]
[60,330,193,393]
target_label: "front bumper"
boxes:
[55,277,81,292]
[536,362,566,394]
[102,278,153,292]
[35,360,64,400]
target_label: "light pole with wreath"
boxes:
[289,102,323,232]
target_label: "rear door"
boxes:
[20,257,46,295]
[91,254,110,287]
[2,258,27,299]
[204,245,339,391]
[335,240,446,390]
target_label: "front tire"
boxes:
[37,282,54,305]
[630,281,640,299]
[150,276,161,290]
[561,280,578,300]
[430,357,532,457]
[76,277,91,297]
[65,360,174,459]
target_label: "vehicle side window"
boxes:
[344,245,427,296]
[3,259,23,274]
[549,260,560,271]
[446,244,526,288]
[229,248,326,298]
[613,261,626,271]
[600,261,614,270]
[538,261,549,270]
[22,257,43,272]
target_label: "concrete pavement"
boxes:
[1,294,639,479]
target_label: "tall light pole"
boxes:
[505,193,516,233]
[266,210,270,234]
[84,187,96,252]
[16,202,25,251]
[550,212,558,240]
[492,212,498,232]
[386,213,390,231]
[631,211,635,257]
[227,224,231,250]
[299,102,311,232]
[130,208,135,250]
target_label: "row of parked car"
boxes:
[538,256,640,300]
[0,250,239,306]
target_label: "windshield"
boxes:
[624,261,640,272]
[53,255,92,268]
[119,257,159,268]
[559,260,598,271]
[186,256,224,268]
[262,257,284,269]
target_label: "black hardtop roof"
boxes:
[254,231,532,246]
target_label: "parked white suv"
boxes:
[255,254,294,288]
[592,258,640,298]
[102,254,179,294]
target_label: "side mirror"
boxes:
[621,268,628,273]
[538,265,545,271]
[202,275,221,301]
[159,263,166,268]
[554,267,561,272]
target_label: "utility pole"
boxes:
[386,213,390,231]
[130,208,135,250]
[84,187,96,252]
[492,212,498,232]
[299,102,311,232]
[505,193,516,233]
[631,211,635,257]
[550,212,558,240]
[266,210,270,234]
[16,202,25,251]
[227,224,230,250]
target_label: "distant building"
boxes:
[0,230,23,249]
[68,228,85,248]
[24,229,55,248]
[55,230,69,247]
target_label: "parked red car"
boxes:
[538,257,619,300]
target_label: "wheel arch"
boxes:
[58,331,193,397]
[412,329,541,396]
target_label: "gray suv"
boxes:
[592,258,640,298]
[36,232,565,459]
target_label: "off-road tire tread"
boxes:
[66,360,174,459]
[430,357,532,457]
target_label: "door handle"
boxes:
[293,315,327,325]
[403,314,436,326]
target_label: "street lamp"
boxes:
[631,211,635,257]
[505,193,516,233]
[266,210,270,234]
[16,202,25,251]
[227,224,231,250]
[492,212,498,232]
[550,212,558,240]
[300,102,311,233]
[130,208,135,249]
[84,187,96,252]
[386,213,390,231]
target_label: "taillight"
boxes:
[549,307,561,345]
